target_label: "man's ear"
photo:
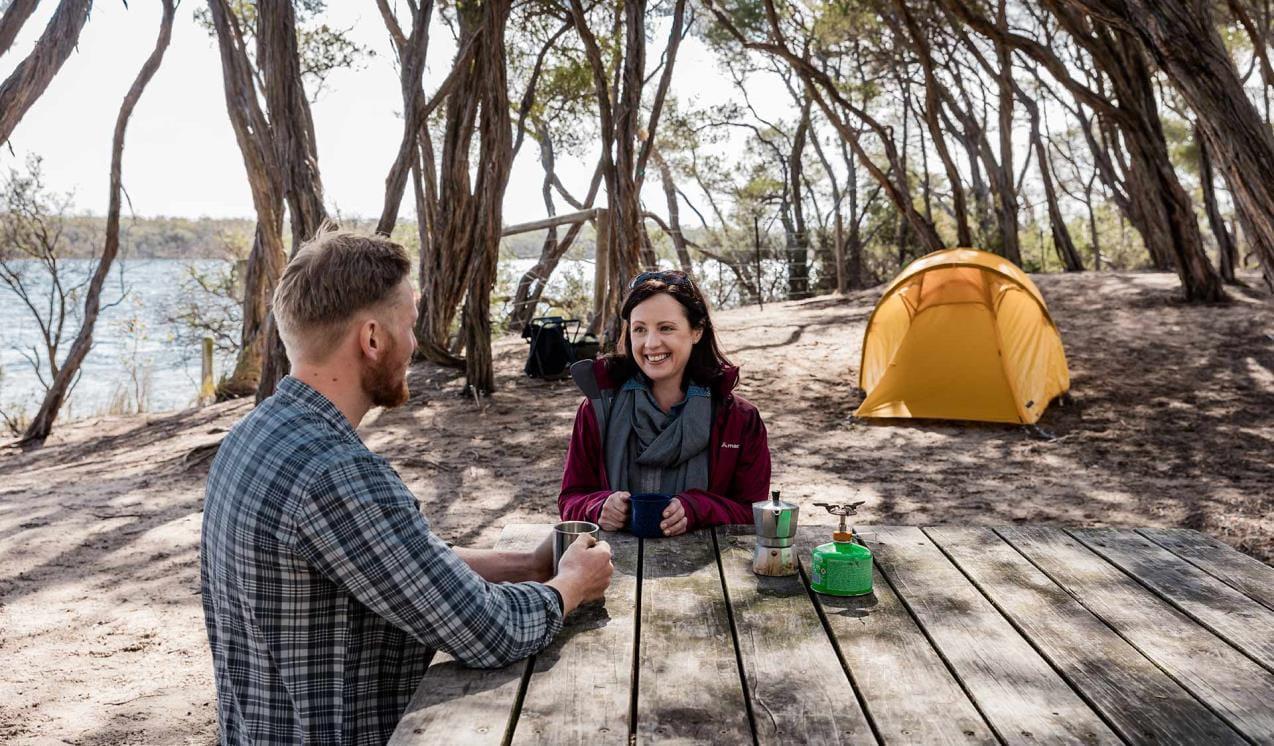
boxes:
[358,317,383,361]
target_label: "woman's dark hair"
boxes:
[605,270,733,389]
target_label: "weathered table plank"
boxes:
[795,527,996,745]
[927,526,1242,745]
[1136,528,1274,612]
[867,526,1119,745]
[999,526,1274,742]
[512,531,639,745]
[637,531,753,744]
[389,524,547,746]
[1070,528,1274,671]
[715,526,875,745]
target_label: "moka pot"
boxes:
[752,490,800,576]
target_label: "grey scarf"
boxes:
[603,375,712,495]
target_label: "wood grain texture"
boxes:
[1070,528,1274,671]
[796,526,995,745]
[999,526,1274,742]
[927,526,1241,745]
[1136,528,1274,612]
[716,525,874,745]
[868,526,1118,745]
[389,524,548,746]
[636,531,753,744]
[512,530,639,745]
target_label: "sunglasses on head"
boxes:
[629,270,692,289]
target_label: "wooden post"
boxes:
[200,336,215,406]
[590,208,610,335]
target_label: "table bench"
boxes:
[390,524,1274,744]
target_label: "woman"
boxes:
[558,270,771,536]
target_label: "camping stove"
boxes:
[752,491,800,576]
[809,501,874,597]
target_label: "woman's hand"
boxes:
[660,498,688,536]
[598,491,631,531]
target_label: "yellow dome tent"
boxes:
[855,248,1070,425]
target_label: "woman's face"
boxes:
[628,292,703,388]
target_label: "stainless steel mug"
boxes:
[552,520,600,574]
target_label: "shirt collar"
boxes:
[275,376,363,444]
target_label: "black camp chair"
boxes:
[522,317,598,379]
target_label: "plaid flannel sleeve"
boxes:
[293,453,564,668]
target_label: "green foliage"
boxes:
[193,0,374,97]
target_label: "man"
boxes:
[200,227,613,745]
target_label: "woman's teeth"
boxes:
[646,353,670,363]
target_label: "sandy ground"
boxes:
[1,270,1271,743]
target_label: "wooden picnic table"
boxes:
[389,524,1274,745]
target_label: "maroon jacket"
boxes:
[558,359,771,530]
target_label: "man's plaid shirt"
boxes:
[201,377,563,745]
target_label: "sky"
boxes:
[0,1,785,226]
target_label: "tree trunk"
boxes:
[21,0,175,448]
[611,0,648,322]
[651,148,693,275]
[207,0,288,398]
[1085,178,1102,271]
[785,98,812,300]
[418,4,482,368]
[0,0,40,58]
[702,0,946,257]
[893,0,972,247]
[993,0,1021,264]
[1196,121,1239,284]
[1016,75,1082,271]
[456,0,515,394]
[1036,132,1082,272]
[255,0,329,402]
[944,0,1226,300]
[376,0,433,236]
[1076,0,1274,291]
[0,0,92,145]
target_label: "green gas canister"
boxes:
[808,501,873,597]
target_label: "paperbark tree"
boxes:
[459,0,516,394]
[702,0,946,255]
[21,0,176,448]
[207,0,287,399]
[206,0,336,401]
[0,0,92,145]
[0,0,40,58]
[255,0,329,401]
[568,0,687,345]
[1195,122,1239,284]
[940,0,1224,301]
[890,0,972,248]
[1067,0,1274,291]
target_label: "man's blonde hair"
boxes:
[272,225,412,363]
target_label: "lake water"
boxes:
[0,259,240,421]
[0,257,600,420]
[0,255,769,422]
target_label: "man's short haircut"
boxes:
[272,225,412,363]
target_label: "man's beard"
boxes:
[362,339,409,408]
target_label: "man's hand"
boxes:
[598,491,631,531]
[660,498,688,536]
[547,534,613,613]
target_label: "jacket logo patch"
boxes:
[721,443,741,449]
